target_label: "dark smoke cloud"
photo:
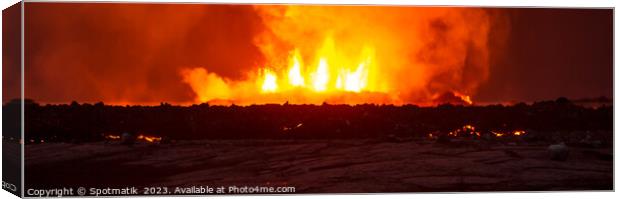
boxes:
[477,8,613,103]
[10,4,612,105]
[2,2,21,104]
[24,3,265,104]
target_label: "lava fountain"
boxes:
[182,5,493,106]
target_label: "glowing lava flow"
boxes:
[255,37,379,96]
[287,50,305,87]
[261,68,278,93]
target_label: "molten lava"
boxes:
[256,37,379,95]
[105,134,121,140]
[137,134,162,143]
[181,6,492,106]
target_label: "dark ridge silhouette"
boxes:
[8,97,611,144]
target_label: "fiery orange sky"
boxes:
[2,3,613,105]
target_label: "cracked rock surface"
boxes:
[26,139,612,193]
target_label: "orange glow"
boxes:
[137,134,162,143]
[513,130,526,136]
[491,131,505,137]
[181,68,231,103]
[462,124,475,131]
[453,92,473,105]
[312,58,330,92]
[238,36,381,97]
[491,130,526,137]
[256,38,376,94]
[287,50,305,87]
[447,124,481,137]
[282,123,304,132]
[261,68,278,93]
[105,134,121,140]
[181,6,492,105]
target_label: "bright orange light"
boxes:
[137,134,162,143]
[105,135,121,140]
[513,130,526,136]
[261,68,278,93]
[463,124,475,131]
[342,62,367,92]
[312,58,330,92]
[287,50,305,87]
[180,6,493,106]
[144,136,162,143]
[453,92,473,105]
[255,36,377,95]
[492,131,504,137]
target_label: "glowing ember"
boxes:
[137,134,162,143]
[282,123,304,132]
[462,125,475,131]
[513,130,526,136]
[492,131,505,137]
[446,124,481,137]
[491,130,526,137]
[105,134,121,140]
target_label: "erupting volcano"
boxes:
[5,2,612,195]
[181,6,492,106]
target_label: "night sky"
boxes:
[478,8,613,103]
[2,3,613,104]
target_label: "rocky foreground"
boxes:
[26,139,612,193]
